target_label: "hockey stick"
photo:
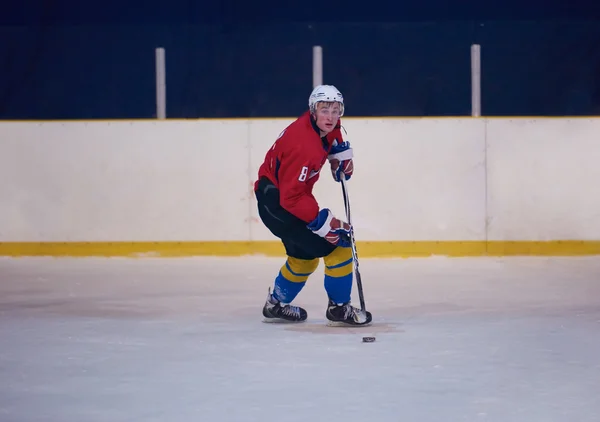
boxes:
[340,177,366,312]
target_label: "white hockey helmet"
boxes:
[309,85,344,116]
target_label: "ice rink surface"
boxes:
[1,255,600,422]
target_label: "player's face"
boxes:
[314,102,341,134]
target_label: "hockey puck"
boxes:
[362,336,376,343]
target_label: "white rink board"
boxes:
[0,121,249,241]
[1,117,599,242]
[311,118,486,241]
[486,118,600,241]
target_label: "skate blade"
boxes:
[262,317,306,324]
[326,320,372,327]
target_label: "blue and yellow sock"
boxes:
[272,257,319,303]
[323,246,354,304]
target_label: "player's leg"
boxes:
[255,178,319,322]
[322,245,353,304]
[323,246,372,326]
[273,240,319,304]
[262,251,319,323]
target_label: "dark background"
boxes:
[2,0,600,119]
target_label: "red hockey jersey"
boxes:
[254,111,345,223]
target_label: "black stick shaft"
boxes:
[341,178,366,312]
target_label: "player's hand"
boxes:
[330,158,353,182]
[328,140,353,182]
[307,208,351,247]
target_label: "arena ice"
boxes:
[2,255,600,421]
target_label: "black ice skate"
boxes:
[326,299,372,326]
[262,287,307,323]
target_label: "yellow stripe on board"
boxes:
[1,241,600,258]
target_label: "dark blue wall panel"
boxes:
[1,21,599,119]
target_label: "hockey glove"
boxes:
[328,140,354,182]
[307,208,352,247]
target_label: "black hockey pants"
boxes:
[255,176,336,261]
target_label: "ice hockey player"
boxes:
[253,84,372,326]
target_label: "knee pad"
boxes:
[323,246,353,278]
[280,257,319,283]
